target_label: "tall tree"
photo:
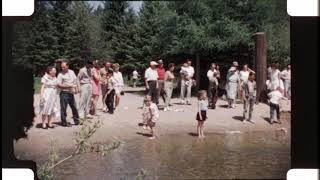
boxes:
[12,1,57,75]
[68,1,93,67]
[50,1,74,60]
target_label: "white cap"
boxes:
[230,67,236,71]
[150,61,158,66]
[233,61,239,67]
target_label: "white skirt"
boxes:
[39,88,59,116]
[227,82,238,100]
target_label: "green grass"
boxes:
[34,76,41,94]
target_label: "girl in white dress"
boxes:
[39,67,58,129]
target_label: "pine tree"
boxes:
[50,1,74,60]
[12,1,57,75]
[68,1,93,68]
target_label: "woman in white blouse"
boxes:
[112,63,124,109]
[39,66,59,129]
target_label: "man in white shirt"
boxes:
[180,59,194,105]
[132,69,139,88]
[57,62,80,127]
[77,60,93,119]
[281,64,291,99]
[145,61,159,104]
[207,63,219,109]
[268,87,288,124]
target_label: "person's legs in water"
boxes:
[197,121,201,138]
[149,122,156,139]
[200,121,205,138]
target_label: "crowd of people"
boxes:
[140,59,290,138]
[38,60,124,128]
[38,58,291,139]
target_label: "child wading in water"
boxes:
[142,95,159,139]
[268,87,288,124]
[242,72,257,123]
[196,90,208,138]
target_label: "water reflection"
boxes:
[54,131,290,180]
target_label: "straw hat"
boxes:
[150,61,158,66]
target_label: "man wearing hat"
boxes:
[157,59,166,105]
[145,61,159,104]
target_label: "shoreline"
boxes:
[15,90,291,164]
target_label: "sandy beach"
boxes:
[14,86,291,164]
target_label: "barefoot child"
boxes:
[268,87,288,124]
[196,90,208,138]
[242,72,257,123]
[142,95,159,139]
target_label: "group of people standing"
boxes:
[140,58,291,138]
[38,57,290,139]
[38,60,124,129]
[143,59,195,111]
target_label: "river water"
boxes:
[54,130,290,180]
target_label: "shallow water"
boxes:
[54,130,290,180]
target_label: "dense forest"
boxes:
[12,0,289,76]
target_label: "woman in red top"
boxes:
[157,59,166,105]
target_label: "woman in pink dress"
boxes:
[90,60,101,115]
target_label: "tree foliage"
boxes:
[12,0,289,76]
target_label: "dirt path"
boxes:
[14,87,291,163]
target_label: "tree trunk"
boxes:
[253,32,267,102]
[195,53,200,92]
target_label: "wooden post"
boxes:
[253,32,267,102]
[195,53,200,92]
